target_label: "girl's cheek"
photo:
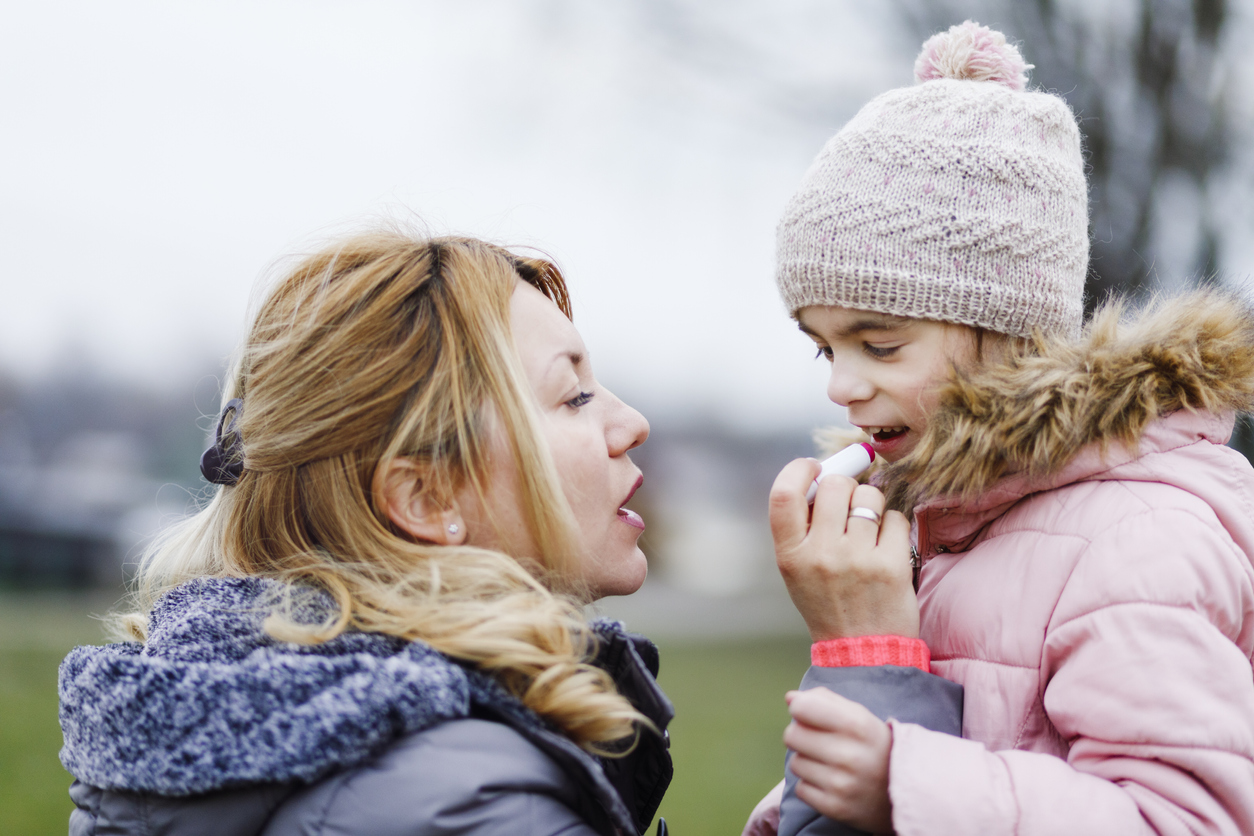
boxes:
[907,379,945,427]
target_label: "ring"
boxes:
[848,506,883,525]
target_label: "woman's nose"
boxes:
[604,389,649,455]
[827,364,874,407]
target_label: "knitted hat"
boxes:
[776,21,1089,338]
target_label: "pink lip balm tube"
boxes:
[805,442,876,504]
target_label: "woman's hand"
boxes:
[769,458,918,641]
[784,688,893,834]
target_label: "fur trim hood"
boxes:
[877,290,1254,511]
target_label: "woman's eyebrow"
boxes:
[542,350,585,384]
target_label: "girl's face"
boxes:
[797,306,979,463]
[459,282,650,599]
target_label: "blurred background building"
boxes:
[1,0,1252,633]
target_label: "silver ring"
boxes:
[848,506,883,525]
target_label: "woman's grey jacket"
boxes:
[58,578,674,836]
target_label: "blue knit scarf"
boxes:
[58,577,596,797]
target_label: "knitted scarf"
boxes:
[58,578,601,795]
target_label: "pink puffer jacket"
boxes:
[879,294,1254,835]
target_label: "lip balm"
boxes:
[805,442,876,504]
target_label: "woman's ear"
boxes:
[373,458,466,545]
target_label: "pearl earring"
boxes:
[447,523,460,536]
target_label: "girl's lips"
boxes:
[868,427,911,460]
[617,507,646,531]
[872,428,912,461]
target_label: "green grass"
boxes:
[0,593,117,836]
[0,595,808,836]
[0,646,89,834]
[651,636,811,836]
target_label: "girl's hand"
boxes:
[769,458,918,641]
[784,688,893,834]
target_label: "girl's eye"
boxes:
[814,346,834,361]
[864,343,900,359]
[565,391,595,409]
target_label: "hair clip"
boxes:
[199,398,245,485]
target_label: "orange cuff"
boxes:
[811,635,931,672]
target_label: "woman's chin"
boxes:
[585,547,648,601]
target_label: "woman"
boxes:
[59,233,672,836]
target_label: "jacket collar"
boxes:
[493,627,674,836]
[915,409,1236,555]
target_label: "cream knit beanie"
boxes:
[776,21,1089,338]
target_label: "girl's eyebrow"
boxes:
[798,316,910,340]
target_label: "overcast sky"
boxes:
[0,1,916,433]
[8,2,1249,435]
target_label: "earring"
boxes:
[447,523,460,536]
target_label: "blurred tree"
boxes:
[897,0,1234,312]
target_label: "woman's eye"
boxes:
[814,346,834,361]
[565,391,595,409]
[864,343,900,359]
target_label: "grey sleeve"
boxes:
[778,665,964,836]
[263,719,603,836]
[68,779,298,836]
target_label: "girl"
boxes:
[761,21,1254,836]
[57,233,676,836]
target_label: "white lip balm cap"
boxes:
[805,442,876,504]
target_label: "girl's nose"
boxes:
[827,364,874,407]
[605,389,650,456]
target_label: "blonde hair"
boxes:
[122,231,644,751]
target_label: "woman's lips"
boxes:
[617,507,646,530]
[618,475,645,531]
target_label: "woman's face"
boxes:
[459,281,650,599]
[797,306,978,463]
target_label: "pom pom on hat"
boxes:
[913,20,1032,92]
